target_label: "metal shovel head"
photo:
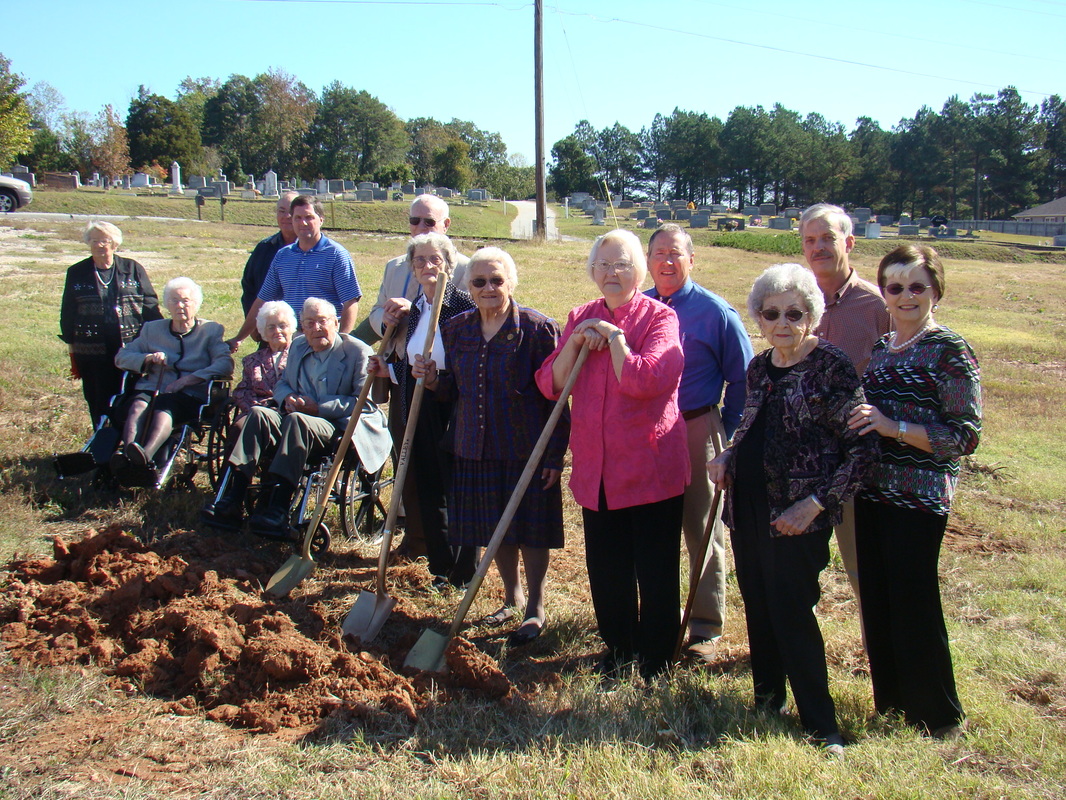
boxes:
[341,589,397,642]
[403,628,449,672]
[265,552,316,598]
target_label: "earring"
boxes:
[932,303,939,312]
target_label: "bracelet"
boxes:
[896,420,907,443]
[809,494,825,512]
[608,329,624,345]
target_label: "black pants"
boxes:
[582,486,683,678]
[75,354,123,429]
[731,484,840,741]
[855,497,963,733]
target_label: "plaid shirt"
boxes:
[814,269,891,376]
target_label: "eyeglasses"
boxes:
[471,276,506,288]
[759,308,807,323]
[410,217,440,227]
[412,254,445,267]
[592,261,635,274]
[884,282,932,296]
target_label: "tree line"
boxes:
[550,88,1066,219]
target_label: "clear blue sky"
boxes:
[4,0,1063,165]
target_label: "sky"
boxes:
[3,0,1064,167]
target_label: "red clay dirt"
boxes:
[0,526,514,733]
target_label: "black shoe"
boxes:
[125,442,149,467]
[248,480,295,536]
[202,469,249,531]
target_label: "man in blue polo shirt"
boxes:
[228,194,361,351]
[646,223,753,663]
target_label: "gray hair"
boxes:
[301,297,338,321]
[747,263,825,328]
[799,203,853,239]
[466,246,518,292]
[586,229,648,286]
[256,300,297,337]
[163,276,203,309]
[83,220,123,247]
[648,223,694,256]
[407,232,458,279]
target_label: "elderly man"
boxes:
[645,224,753,662]
[800,202,891,617]
[240,191,298,319]
[228,195,362,351]
[354,194,468,346]
[203,297,390,536]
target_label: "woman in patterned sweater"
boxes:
[848,244,981,740]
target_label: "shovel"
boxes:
[265,324,397,598]
[340,285,448,640]
[404,343,589,672]
[672,488,723,663]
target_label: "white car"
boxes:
[0,175,33,212]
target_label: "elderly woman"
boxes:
[231,301,296,415]
[415,247,568,645]
[60,221,162,427]
[847,245,981,740]
[111,277,233,472]
[534,229,688,680]
[368,232,476,588]
[707,263,877,756]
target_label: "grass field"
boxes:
[0,209,1064,799]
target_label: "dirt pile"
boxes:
[0,526,513,732]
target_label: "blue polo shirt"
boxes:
[258,234,362,318]
[645,279,753,437]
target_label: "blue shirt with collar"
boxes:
[645,279,753,437]
[258,233,362,318]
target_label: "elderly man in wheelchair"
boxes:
[201,297,390,538]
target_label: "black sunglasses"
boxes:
[884,282,931,296]
[409,216,440,227]
[759,308,806,323]
[471,276,506,288]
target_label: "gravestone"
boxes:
[670,199,688,209]
[710,204,728,214]
[315,179,329,195]
[865,222,881,239]
[898,214,912,225]
[635,209,650,220]
[170,161,184,195]
[344,180,356,191]
[697,205,711,212]
[403,181,416,194]
[592,207,606,225]
[717,218,745,231]
[853,222,867,237]
[572,192,590,204]
[931,227,958,239]
[241,190,256,199]
[690,214,709,228]
[210,180,231,196]
[768,217,791,230]
[582,198,598,213]
[642,218,660,229]
[854,207,872,222]
[784,207,802,220]
[131,173,150,188]
[358,181,376,191]
[40,172,80,190]
[438,188,454,198]
[876,215,893,226]
[328,179,344,194]
[264,170,279,197]
[188,175,207,190]
[414,187,426,195]
[198,185,220,198]
[297,188,317,196]
[898,224,920,236]
[658,209,674,221]
[619,200,634,209]
[91,172,101,187]
[743,206,760,216]
[917,217,931,228]
[121,175,131,190]
[356,190,374,202]
[373,189,387,201]
[468,189,486,201]
[675,208,692,220]
[1053,235,1066,247]
[759,203,777,216]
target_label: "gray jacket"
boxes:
[115,318,234,400]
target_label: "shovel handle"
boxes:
[673,487,723,663]
[445,343,590,641]
[374,283,449,593]
[296,324,397,560]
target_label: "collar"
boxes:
[827,269,861,305]
[297,233,328,253]
[650,278,694,305]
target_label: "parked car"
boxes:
[0,175,33,212]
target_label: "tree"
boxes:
[253,69,315,179]
[443,119,507,185]
[0,54,33,170]
[981,87,1039,217]
[92,104,131,180]
[721,106,773,207]
[175,76,220,139]
[432,140,473,190]
[126,86,202,172]
[202,74,260,178]
[306,81,407,180]
[59,112,96,178]
[406,117,452,184]
[1038,95,1066,201]
[547,134,597,198]
[595,122,642,198]
[482,158,536,199]
[845,116,893,211]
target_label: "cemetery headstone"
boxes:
[876,215,893,226]
[635,209,650,220]
[768,217,791,230]
[619,200,634,209]
[373,189,387,201]
[898,224,920,236]
[328,179,344,194]
[759,203,777,216]
[403,181,417,194]
[865,222,881,239]
[131,173,150,188]
[690,214,709,228]
[675,208,692,220]
[170,162,184,195]
[854,207,872,222]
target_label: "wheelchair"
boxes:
[203,401,393,555]
[53,373,231,491]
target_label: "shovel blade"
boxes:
[265,553,316,598]
[403,629,449,672]
[341,589,397,642]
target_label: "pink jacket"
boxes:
[535,292,689,510]
[232,347,289,413]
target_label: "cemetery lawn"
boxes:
[0,214,1065,799]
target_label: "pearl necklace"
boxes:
[95,266,115,288]
[888,321,936,353]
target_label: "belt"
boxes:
[681,405,714,421]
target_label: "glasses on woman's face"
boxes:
[592,260,635,274]
[884,282,931,296]
[470,276,506,288]
[413,253,445,268]
[759,308,807,323]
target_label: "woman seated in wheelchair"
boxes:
[231,301,297,418]
[110,277,233,478]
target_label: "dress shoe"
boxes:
[248,480,295,536]
[124,442,149,467]
[201,469,248,531]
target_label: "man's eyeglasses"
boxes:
[471,276,506,288]
[592,261,635,274]
[410,217,440,227]
[759,308,807,323]
[884,282,931,296]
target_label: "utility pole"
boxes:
[534,0,547,242]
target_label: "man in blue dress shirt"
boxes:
[646,224,753,662]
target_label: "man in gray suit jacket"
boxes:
[202,297,390,535]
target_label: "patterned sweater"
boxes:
[859,327,981,515]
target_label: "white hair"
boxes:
[163,276,203,308]
[466,246,518,291]
[586,229,648,286]
[747,263,825,328]
[83,220,123,247]
[256,300,297,337]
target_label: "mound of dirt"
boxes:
[0,526,513,732]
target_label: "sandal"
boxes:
[480,606,516,626]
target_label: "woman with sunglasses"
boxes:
[846,244,981,740]
[535,229,688,680]
[707,263,876,757]
[416,247,568,645]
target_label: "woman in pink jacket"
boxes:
[536,229,688,680]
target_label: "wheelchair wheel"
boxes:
[206,399,241,491]
[307,522,331,556]
[339,460,392,544]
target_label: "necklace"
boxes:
[95,266,115,288]
[888,321,935,353]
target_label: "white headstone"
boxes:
[264,170,279,198]
[170,161,184,195]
